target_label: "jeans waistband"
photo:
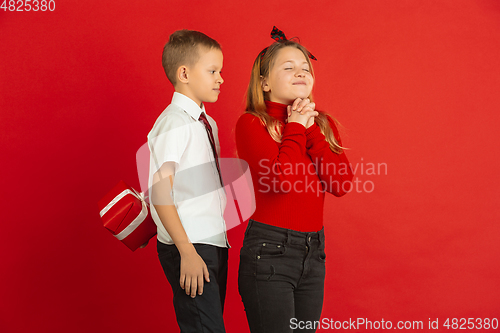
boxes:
[246,219,324,246]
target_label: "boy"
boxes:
[147,30,228,333]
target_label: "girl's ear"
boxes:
[177,66,189,84]
[260,75,270,92]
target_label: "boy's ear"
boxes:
[260,75,270,92]
[177,66,189,84]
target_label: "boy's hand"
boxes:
[287,98,318,128]
[179,245,210,298]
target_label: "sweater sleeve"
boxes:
[235,113,307,193]
[304,117,354,197]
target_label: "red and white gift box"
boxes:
[98,180,157,251]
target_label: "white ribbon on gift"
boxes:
[99,189,149,241]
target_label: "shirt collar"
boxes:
[171,92,207,120]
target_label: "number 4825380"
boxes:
[443,318,498,330]
[1,0,55,11]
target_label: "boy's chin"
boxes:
[203,97,219,104]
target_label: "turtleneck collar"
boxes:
[265,100,288,123]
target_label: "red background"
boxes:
[1,0,499,332]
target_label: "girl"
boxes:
[235,27,354,333]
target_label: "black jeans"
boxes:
[238,220,326,333]
[157,240,228,333]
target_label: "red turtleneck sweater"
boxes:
[235,101,354,232]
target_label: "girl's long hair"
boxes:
[246,40,345,154]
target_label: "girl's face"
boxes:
[261,46,314,105]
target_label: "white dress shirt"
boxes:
[147,92,228,247]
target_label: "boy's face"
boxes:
[184,47,224,107]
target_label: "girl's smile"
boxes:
[261,46,314,105]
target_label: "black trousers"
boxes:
[157,240,228,333]
[238,220,326,333]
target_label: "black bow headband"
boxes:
[259,26,317,61]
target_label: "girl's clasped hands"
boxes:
[286,97,318,128]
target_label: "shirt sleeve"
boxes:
[235,113,307,193]
[304,117,354,196]
[148,113,189,174]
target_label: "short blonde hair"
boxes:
[162,30,221,86]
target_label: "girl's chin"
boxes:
[270,94,311,104]
[293,89,313,99]
[292,94,311,101]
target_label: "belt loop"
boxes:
[286,230,291,245]
[245,219,254,237]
